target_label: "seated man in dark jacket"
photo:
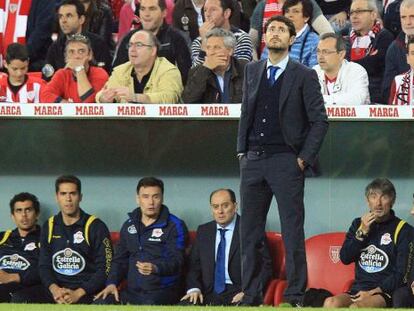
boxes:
[182,28,246,103]
[0,192,42,303]
[95,177,188,305]
[180,188,272,305]
[324,178,413,308]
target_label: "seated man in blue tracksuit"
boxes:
[37,175,113,304]
[0,192,42,302]
[324,178,413,308]
[95,176,188,305]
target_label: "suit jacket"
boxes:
[186,215,272,295]
[237,59,328,170]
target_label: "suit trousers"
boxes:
[240,151,307,303]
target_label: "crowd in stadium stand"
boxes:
[0,0,412,104]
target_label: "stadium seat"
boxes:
[273,232,354,306]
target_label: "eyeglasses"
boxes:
[349,9,372,16]
[316,49,338,56]
[127,42,154,49]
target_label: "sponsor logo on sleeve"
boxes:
[358,245,389,273]
[52,248,85,276]
[0,254,30,270]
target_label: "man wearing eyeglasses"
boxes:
[313,32,370,105]
[237,15,328,306]
[41,34,109,103]
[43,0,112,78]
[347,0,393,104]
[96,29,183,104]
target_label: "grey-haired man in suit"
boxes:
[237,15,328,306]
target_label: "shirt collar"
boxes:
[216,214,237,231]
[267,53,289,70]
[296,24,309,38]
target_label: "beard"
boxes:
[268,46,288,53]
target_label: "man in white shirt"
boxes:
[313,32,370,105]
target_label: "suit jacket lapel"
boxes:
[248,60,267,107]
[228,215,240,262]
[279,60,297,111]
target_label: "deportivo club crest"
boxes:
[151,228,163,238]
[329,246,341,263]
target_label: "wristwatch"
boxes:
[74,65,85,73]
[355,229,367,241]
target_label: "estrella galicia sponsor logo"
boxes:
[52,248,85,276]
[0,254,30,270]
[359,245,389,273]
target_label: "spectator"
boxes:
[389,36,414,104]
[0,193,42,303]
[383,0,414,102]
[183,28,246,103]
[313,33,370,105]
[190,0,253,66]
[249,0,332,58]
[117,0,140,43]
[315,0,351,34]
[0,43,46,103]
[173,0,242,43]
[44,0,112,78]
[347,0,393,103]
[112,0,191,84]
[42,34,108,103]
[0,0,55,71]
[261,0,319,67]
[324,178,413,308]
[38,175,113,304]
[95,177,188,305]
[81,0,115,53]
[96,30,183,103]
[179,189,272,306]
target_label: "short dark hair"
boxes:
[264,15,296,38]
[365,178,396,204]
[209,188,236,204]
[136,177,164,194]
[9,192,40,214]
[5,43,29,63]
[138,0,167,11]
[282,0,313,20]
[319,32,346,52]
[55,175,82,194]
[57,0,86,17]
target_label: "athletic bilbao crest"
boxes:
[0,254,30,270]
[9,3,18,13]
[52,248,85,276]
[329,246,341,263]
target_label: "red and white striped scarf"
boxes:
[349,21,382,61]
[0,0,32,67]
[390,69,412,105]
[261,0,283,55]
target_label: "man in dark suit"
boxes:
[237,15,328,306]
[180,188,272,305]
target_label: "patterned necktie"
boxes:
[214,228,228,294]
[268,66,279,86]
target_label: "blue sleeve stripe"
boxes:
[169,215,185,249]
